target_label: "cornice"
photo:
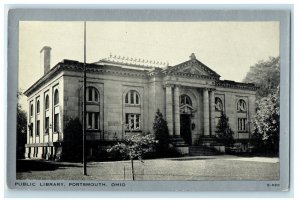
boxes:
[215,80,258,91]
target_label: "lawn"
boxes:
[16,155,279,181]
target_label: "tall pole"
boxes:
[83,21,87,175]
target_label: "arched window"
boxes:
[30,104,34,116]
[86,87,99,102]
[180,94,193,114]
[54,89,59,105]
[237,99,247,112]
[125,90,140,105]
[215,97,223,111]
[45,95,49,110]
[180,94,192,107]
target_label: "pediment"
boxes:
[178,63,210,76]
[166,59,220,78]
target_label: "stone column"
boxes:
[166,85,174,136]
[174,85,180,136]
[203,88,210,136]
[210,90,215,136]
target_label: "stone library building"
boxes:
[24,46,257,159]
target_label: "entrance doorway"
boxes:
[180,114,192,145]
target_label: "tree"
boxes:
[215,112,234,147]
[17,103,27,159]
[153,109,169,156]
[243,56,280,99]
[17,91,27,159]
[252,88,279,154]
[108,133,157,180]
[62,117,83,161]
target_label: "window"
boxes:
[36,120,40,136]
[30,104,34,117]
[36,100,40,114]
[54,113,59,133]
[125,114,141,131]
[86,112,100,130]
[180,94,192,106]
[180,94,193,114]
[45,95,49,110]
[45,117,49,134]
[54,89,59,105]
[238,118,247,132]
[29,123,33,136]
[215,97,223,111]
[86,87,99,102]
[237,99,247,112]
[125,90,140,105]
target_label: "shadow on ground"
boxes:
[17,159,82,172]
[170,157,215,161]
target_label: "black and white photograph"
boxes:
[6,8,291,192]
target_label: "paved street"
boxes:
[17,155,279,181]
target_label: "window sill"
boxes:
[125,104,141,107]
[125,130,142,132]
[87,129,101,132]
[87,101,100,105]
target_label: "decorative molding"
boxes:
[216,80,258,91]
[97,53,169,69]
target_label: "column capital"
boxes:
[174,84,182,88]
[203,87,216,92]
[164,83,175,88]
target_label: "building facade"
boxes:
[24,47,257,159]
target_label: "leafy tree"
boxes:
[17,103,27,159]
[243,56,279,99]
[252,88,279,154]
[63,117,83,161]
[215,112,234,147]
[17,91,27,159]
[108,133,157,180]
[153,109,170,156]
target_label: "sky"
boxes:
[19,21,279,108]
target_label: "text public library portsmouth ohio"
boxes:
[23,46,258,160]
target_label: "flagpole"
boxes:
[83,21,87,175]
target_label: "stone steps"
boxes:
[170,136,188,146]
[189,146,220,156]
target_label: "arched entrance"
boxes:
[179,94,194,145]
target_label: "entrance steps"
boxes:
[170,136,188,147]
[189,145,220,156]
[170,136,189,155]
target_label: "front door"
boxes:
[180,114,192,145]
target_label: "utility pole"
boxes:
[83,21,87,175]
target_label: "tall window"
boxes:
[29,123,33,136]
[36,100,40,114]
[125,90,140,105]
[86,112,100,130]
[44,117,49,134]
[36,120,40,136]
[86,87,99,102]
[237,99,247,112]
[238,118,247,132]
[125,114,141,131]
[54,113,59,133]
[215,97,223,111]
[54,89,59,105]
[30,103,34,117]
[45,95,49,110]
